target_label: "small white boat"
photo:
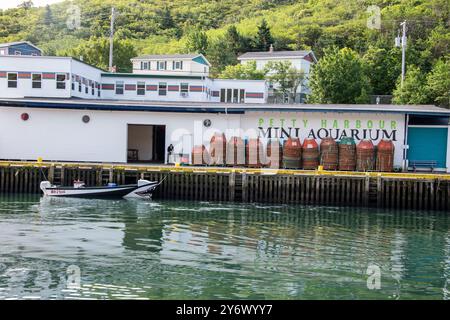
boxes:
[40,179,161,199]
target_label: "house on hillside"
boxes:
[131,54,211,77]
[0,41,42,56]
[238,46,317,103]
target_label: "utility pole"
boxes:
[395,21,407,88]
[109,7,116,72]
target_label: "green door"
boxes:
[407,127,448,168]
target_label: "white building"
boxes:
[0,54,267,104]
[238,47,317,102]
[131,53,210,77]
[0,98,449,173]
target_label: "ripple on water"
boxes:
[0,196,448,300]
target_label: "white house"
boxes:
[238,47,317,101]
[131,54,210,77]
[0,53,267,104]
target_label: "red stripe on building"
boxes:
[0,72,7,78]
[245,92,264,99]
[146,85,157,91]
[101,84,115,90]
[189,86,203,92]
[42,73,56,79]
[168,85,179,91]
[18,72,31,79]
[125,84,136,91]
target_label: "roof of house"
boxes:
[1,98,449,117]
[0,41,42,52]
[238,50,317,62]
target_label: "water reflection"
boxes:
[0,195,448,300]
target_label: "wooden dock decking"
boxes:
[0,161,449,211]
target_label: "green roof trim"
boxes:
[192,56,210,66]
[101,73,204,80]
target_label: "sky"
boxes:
[0,0,65,10]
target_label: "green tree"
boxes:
[219,61,266,80]
[186,30,208,55]
[265,61,305,102]
[308,47,371,104]
[254,18,274,51]
[43,5,53,26]
[205,36,237,77]
[19,1,33,9]
[392,65,430,104]
[58,37,137,73]
[160,6,175,30]
[426,58,450,107]
[225,25,251,55]
[363,46,401,95]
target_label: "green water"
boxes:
[0,194,448,300]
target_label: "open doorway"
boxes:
[127,124,166,164]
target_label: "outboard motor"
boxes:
[40,181,52,195]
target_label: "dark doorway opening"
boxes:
[127,124,166,164]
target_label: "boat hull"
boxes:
[40,180,160,199]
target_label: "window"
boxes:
[0,49,6,55]
[141,61,149,70]
[239,89,245,103]
[79,83,82,92]
[137,82,145,96]
[8,73,17,88]
[233,89,239,103]
[116,81,124,95]
[180,83,189,94]
[174,61,183,70]
[32,73,42,89]
[220,89,226,103]
[158,82,167,96]
[91,83,95,96]
[98,89,101,98]
[158,61,167,70]
[85,86,88,94]
[56,73,66,89]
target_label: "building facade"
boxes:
[0,54,267,104]
[0,99,448,172]
[238,48,317,103]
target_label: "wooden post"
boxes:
[229,171,235,202]
[48,165,55,184]
[242,172,248,202]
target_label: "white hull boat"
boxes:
[40,179,160,199]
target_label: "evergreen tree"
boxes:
[308,47,371,104]
[160,6,175,29]
[225,25,248,55]
[186,31,208,55]
[255,19,274,51]
[206,36,237,77]
[426,58,450,107]
[392,66,430,104]
[44,5,53,26]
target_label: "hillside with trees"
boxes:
[0,0,448,106]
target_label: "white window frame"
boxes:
[116,81,124,95]
[32,73,42,89]
[7,73,17,88]
[180,83,189,95]
[158,61,166,70]
[137,82,146,96]
[56,73,66,89]
[174,61,183,70]
[158,82,167,96]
